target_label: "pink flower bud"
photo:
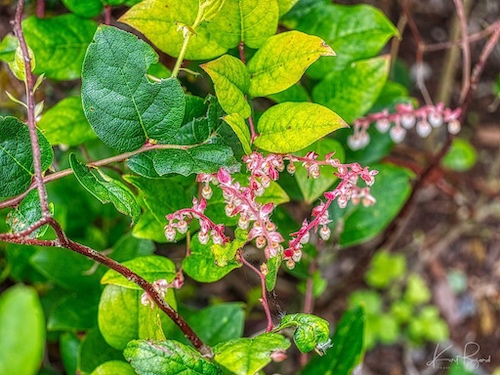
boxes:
[300,231,310,244]
[447,119,461,134]
[287,162,296,175]
[428,111,443,128]
[270,350,287,362]
[390,125,406,143]
[416,120,432,138]
[202,185,213,199]
[198,231,209,245]
[256,236,266,249]
[164,225,176,241]
[319,225,331,241]
[217,168,232,185]
[400,113,416,129]
[286,258,295,269]
[177,219,188,234]
[376,118,391,133]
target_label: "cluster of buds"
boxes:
[164,151,378,269]
[141,272,184,309]
[348,102,462,150]
[283,159,377,268]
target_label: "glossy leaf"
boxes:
[121,0,226,60]
[132,211,169,243]
[0,116,53,198]
[101,255,177,289]
[183,235,241,282]
[125,340,222,375]
[62,0,103,17]
[201,0,226,21]
[0,285,45,375]
[6,190,54,238]
[124,175,195,227]
[23,15,97,80]
[78,328,124,374]
[283,3,398,78]
[294,138,345,204]
[201,55,251,118]
[223,113,252,155]
[312,55,390,123]
[98,285,176,350]
[208,0,279,49]
[70,154,141,224]
[81,26,185,152]
[248,30,334,97]
[213,333,290,375]
[301,306,365,375]
[277,0,299,17]
[90,361,136,375]
[47,291,99,331]
[277,313,330,353]
[38,96,97,146]
[187,303,245,346]
[268,83,310,103]
[254,102,346,153]
[338,163,413,246]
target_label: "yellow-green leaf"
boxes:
[223,113,252,155]
[201,55,251,118]
[120,0,226,60]
[277,0,298,17]
[248,30,334,97]
[254,102,347,153]
[200,0,226,21]
[207,0,279,49]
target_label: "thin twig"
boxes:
[36,0,44,18]
[13,0,50,217]
[452,0,471,103]
[239,250,274,332]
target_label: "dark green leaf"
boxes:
[101,255,177,289]
[38,96,97,146]
[23,14,97,80]
[81,26,185,152]
[78,328,124,374]
[213,333,290,375]
[60,332,80,375]
[0,116,53,198]
[338,163,414,246]
[0,285,45,375]
[6,190,54,238]
[152,144,237,176]
[70,153,141,223]
[62,0,103,17]
[183,235,241,283]
[109,233,155,263]
[265,255,281,291]
[47,291,99,331]
[301,306,365,375]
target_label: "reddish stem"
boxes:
[36,0,44,18]
[239,250,274,332]
[104,5,112,25]
[452,0,471,103]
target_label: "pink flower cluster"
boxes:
[141,272,184,309]
[164,151,378,269]
[348,103,462,150]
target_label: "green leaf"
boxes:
[256,180,290,206]
[124,175,195,227]
[125,340,222,375]
[0,34,18,62]
[6,190,54,238]
[81,25,185,152]
[294,138,345,204]
[207,0,279,49]
[277,0,299,17]
[338,163,413,246]
[38,96,97,146]
[120,0,226,60]
[23,14,97,80]
[248,30,334,97]
[211,228,248,267]
[282,3,398,78]
[301,306,365,375]
[70,154,141,224]
[200,0,226,22]
[101,255,177,289]
[268,83,310,103]
[312,55,390,123]
[213,333,290,375]
[0,285,45,375]
[90,361,136,375]
[254,102,346,153]
[276,313,330,353]
[30,247,104,291]
[441,138,477,172]
[404,273,431,305]
[201,55,251,118]
[365,250,406,289]
[183,235,241,282]
[265,255,281,291]
[223,113,252,155]
[187,303,245,346]
[78,328,124,374]
[62,0,103,17]
[152,144,237,176]
[98,285,176,350]
[60,332,80,375]
[109,234,155,263]
[47,291,99,331]
[0,116,53,198]
[132,211,169,243]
